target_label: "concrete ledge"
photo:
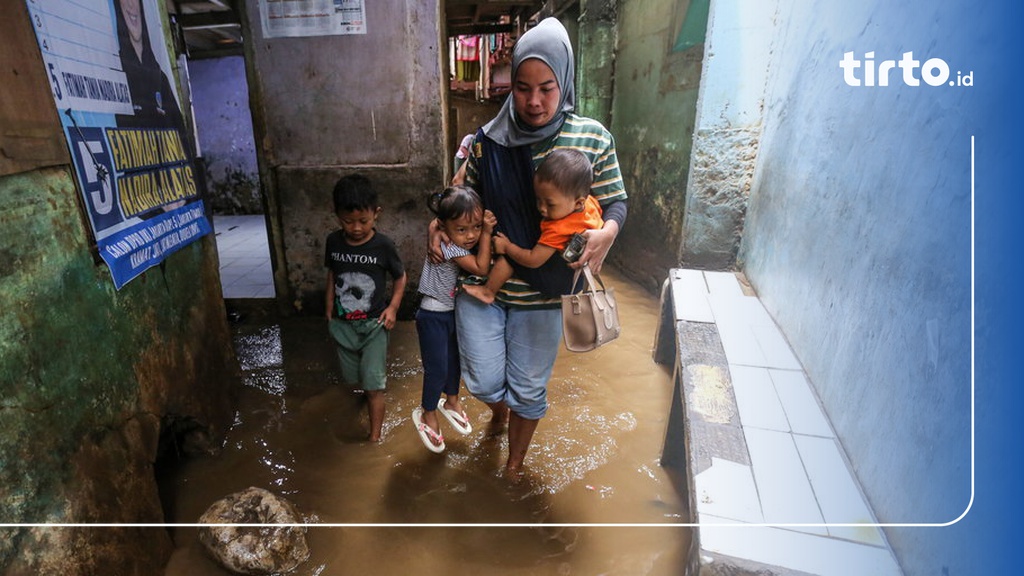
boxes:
[656,269,903,576]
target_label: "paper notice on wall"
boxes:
[260,0,366,37]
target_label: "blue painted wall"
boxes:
[736,1,990,573]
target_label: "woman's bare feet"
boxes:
[486,402,510,437]
[505,412,539,472]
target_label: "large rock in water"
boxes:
[198,487,310,575]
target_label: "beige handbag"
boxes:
[561,264,621,352]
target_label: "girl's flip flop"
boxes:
[412,407,445,453]
[437,398,473,435]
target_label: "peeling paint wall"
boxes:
[1,4,238,571]
[240,0,445,314]
[605,0,705,290]
[576,0,616,123]
[0,166,237,573]
[680,1,773,269]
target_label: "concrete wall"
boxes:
[0,168,236,574]
[606,0,705,290]
[190,56,262,215]
[735,1,975,573]
[576,0,616,123]
[0,5,238,572]
[240,0,446,314]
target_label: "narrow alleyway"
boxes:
[160,269,691,575]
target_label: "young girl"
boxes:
[413,186,496,452]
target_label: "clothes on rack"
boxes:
[450,32,514,96]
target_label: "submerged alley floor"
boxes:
[166,222,692,574]
[189,216,902,575]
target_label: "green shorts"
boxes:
[328,318,388,391]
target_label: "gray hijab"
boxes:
[482,17,575,147]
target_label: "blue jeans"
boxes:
[454,293,562,420]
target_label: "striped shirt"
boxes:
[417,242,472,312]
[465,114,627,308]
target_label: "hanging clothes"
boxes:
[487,33,513,98]
[456,35,480,81]
[456,35,480,61]
[449,37,457,80]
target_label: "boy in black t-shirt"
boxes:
[325,174,407,442]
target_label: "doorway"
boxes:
[188,55,274,299]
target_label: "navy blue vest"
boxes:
[475,130,573,297]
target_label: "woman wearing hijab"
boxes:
[440,17,628,474]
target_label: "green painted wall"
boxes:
[577,0,616,123]
[0,2,237,572]
[0,136,236,573]
[603,0,705,289]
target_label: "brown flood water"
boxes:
[162,268,691,575]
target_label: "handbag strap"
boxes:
[569,263,608,295]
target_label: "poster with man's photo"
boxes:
[24,0,211,290]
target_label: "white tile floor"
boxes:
[699,516,901,576]
[213,214,275,299]
[670,269,901,575]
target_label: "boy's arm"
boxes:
[325,272,335,320]
[494,232,557,268]
[378,272,407,329]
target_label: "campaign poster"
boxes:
[24,0,211,290]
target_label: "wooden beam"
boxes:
[448,23,516,36]
[175,11,240,29]
[187,45,244,60]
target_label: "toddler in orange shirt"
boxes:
[465,148,602,304]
